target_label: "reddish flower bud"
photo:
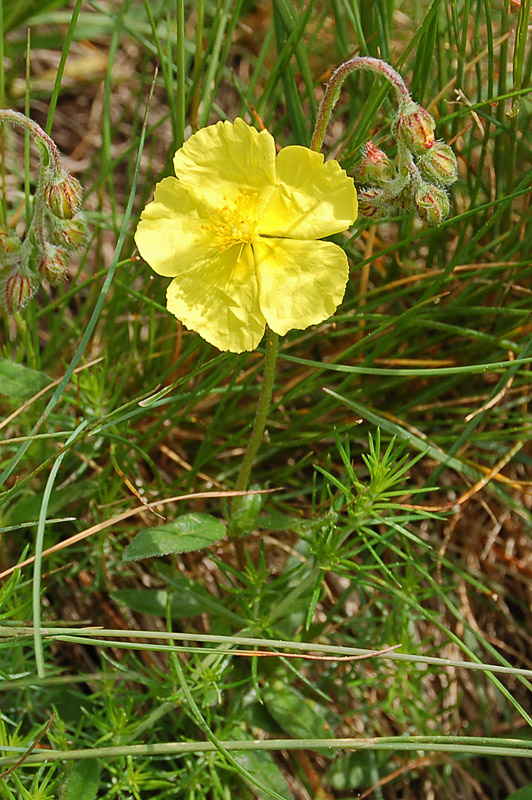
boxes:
[414,184,450,226]
[357,187,391,219]
[37,244,68,284]
[44,171,83,219]
[0,226,23,254]
[395,102,436,154]
[50,213,88,250]
[417,141,458,187]
[2,269,38,312]
[392,187,415,214]
[352,142,395,186]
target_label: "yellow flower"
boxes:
[135,118,357,353]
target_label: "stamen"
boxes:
[203,191,260,253]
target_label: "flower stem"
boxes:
[310,56,411,152]
[0,109,62,169]
[0,108,63,265]
[14,311,37,369]
[229,328,279,569]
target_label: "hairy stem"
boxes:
[229,328,279,569]
[0,108,62,169]
[310,56,410,152]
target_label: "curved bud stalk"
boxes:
[0,109,87,313]
[311,57,458,228]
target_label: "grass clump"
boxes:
[1,1,532,799]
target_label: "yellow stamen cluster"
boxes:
[205,191,260,252]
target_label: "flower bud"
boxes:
[414,183,450,226]
[395,101,436,154]
[352,142,395,186]
[417,141,458,187]
[389,187,415,215]
[44,171,83,219]
[357,187,391,220]
[37,244,68,284]
[0,226,22,254]
[49,213,88,250]
[2,268,38,312]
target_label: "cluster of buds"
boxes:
[312,58,458,227]
[0,109,87,314]
[353,99,458,226]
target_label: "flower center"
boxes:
[205,191,260,252]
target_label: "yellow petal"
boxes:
[255,237,349,336]
[258,146,357,240]
[173,118,277,210]
[166,244,266,353]
[135,177,216,277]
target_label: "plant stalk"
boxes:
[310,56,410,152]
[229,328,279,568]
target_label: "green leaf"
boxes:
[507,787,532,800]
[231,484,263,536]
[262,680,336,754]
[60,759,100,800]
[6,480,95,526]
[230,727,294,800]
[112,579,213,618]
[256,512,305,533]
[0,359,52,404]
[325,751,393,791]
[122,513,226,561]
